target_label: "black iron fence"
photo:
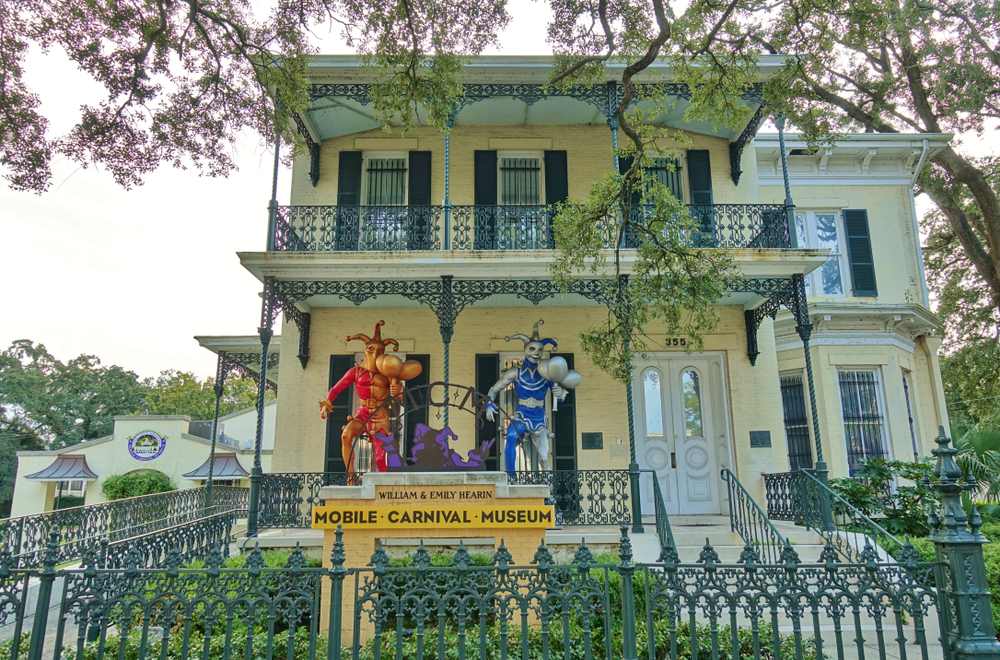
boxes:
[721,468,788,564]
[0,485,248,567]
[257,472,354,529]
[272,203,793,252]
[0,526,955,660]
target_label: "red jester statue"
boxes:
[318,321,422,478]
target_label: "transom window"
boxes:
[363,154,407,206]
[498,153,543,205]
[794,210,847,296]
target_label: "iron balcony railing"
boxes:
[272,203,793,252]
[0,485,248,567]
[259,470,644,530]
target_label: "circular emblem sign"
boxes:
[128,431,166,461]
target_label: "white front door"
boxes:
[634,355,726,515]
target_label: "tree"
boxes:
[0,340,147,447]
[144,369,270,420]
[757,0,1000,368]
[922,157,1000,426]
[8,0,999,385]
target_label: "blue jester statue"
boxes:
[485,320,582,473]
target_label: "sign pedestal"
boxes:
[316,471,551,644]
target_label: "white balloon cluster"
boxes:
[537,356,582,410]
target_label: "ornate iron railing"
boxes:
[0,525,947,660]
[762,469,803,521]
[272,203,792,252]
[258,470,639,529]
[650,469,676,554]
[257,472,355,529]
[274,205,442,251]
[0,485,247,567]
[763,468,906,563]
[721,468,788,564]
[508,469,634,526]
[100,509,237,569]
[797,468,906,564]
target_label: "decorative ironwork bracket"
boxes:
[729,104,768,185]
[292,115,320,187]
[262,274,800,368]
[729,276,808,366]
[217,350,278,394]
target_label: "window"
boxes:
[647,157,684,201]
[794,210,847,296]
[498,154,543,205]
[838,370,890,476]
[779,373,813,471]
[362,153,408,250]
[681,370,703,437]
[497,153,546,248]
[363,155,407,205]
[643,369,664,440]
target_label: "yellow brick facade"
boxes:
[259,113,951,516]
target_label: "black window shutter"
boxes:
[474,151,498,250]
[402,354,430,463]
[617,156,642,207]
[544,151,568,206]
[476,354,501,470]
[544,151,568,248]
[551,353,577,471]
[406,152,432,250]
[325,355,357,473]
[336,152,363,251]
[686,150,714,206]
[843,209,878,296]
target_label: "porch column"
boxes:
[207,351,229,507]
[439,275,454,427]
[615,275,644,534]
[443,113,455,250]
[775,114,798,248]
[791,274,834,531]
[247,277,278,538]
[607,81,620,172]
[266,133,281,251]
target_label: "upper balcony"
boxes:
[271,203,793,252]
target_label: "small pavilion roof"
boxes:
[182,453,250,480]
[25,455,98,481]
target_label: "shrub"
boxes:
[101,471,175,500]
[828,457,935,537]
[54,494,85,509]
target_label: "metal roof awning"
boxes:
[182,453,250,480]
[25,455,98,481]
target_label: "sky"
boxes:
[0,0,550,381]
[0,4,992,381]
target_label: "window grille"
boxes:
[365,158,407,205]
[838,370,888,476]
[780,374,813,471]
[499,157,541,205]
[647,158,684,200]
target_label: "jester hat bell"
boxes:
[506,320,557,350]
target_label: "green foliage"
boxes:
[828,457,935,537]
[954,418,1000,501]
[186,550,323,569]
[54,494,86,509]
[144,370,268,420]
[101,472,175,500]
[0,340,146,448]
[550,174,737,383]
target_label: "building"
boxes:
[216,55,951,518]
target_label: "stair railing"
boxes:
[650,471,677,558]
[721,468,789,564]
[797,467,905,563]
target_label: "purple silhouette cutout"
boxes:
[378,424,496,472]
